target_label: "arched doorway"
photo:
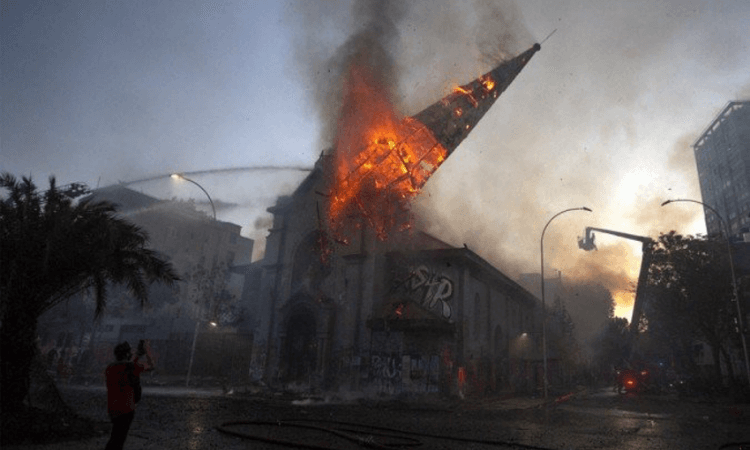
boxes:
[283,311,317,381]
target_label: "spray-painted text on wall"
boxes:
[404,264,453,319]
[370,353,402,394]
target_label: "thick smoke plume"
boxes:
[287,0,533,148]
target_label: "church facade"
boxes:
[245,155,543,397]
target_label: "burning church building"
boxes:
[244,43,543,397]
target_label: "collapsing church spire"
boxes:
[413,43,541,155]
[327,43,541,242]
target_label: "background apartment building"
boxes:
[38,185,255,384]
[691,100,750,381]
[693,100,750,238]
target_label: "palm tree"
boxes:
[0,173,179,413]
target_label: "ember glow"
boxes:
[451,85,479,107]
[480,75,496,91]
[328,63,449,241]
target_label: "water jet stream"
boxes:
[119,165,313,186]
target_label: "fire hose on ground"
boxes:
[215,418,557,450]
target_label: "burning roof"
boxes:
[326,43,541,243]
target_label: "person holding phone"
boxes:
[104,340,154,450]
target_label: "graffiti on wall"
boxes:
[370,353,402,394]
[407,355,440,393]
[402,264,454,319]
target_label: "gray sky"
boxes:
[3,0,749,318]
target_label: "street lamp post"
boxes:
[662,198,750,387]
[171,173,217,387]
[171,173,217,221]
[540,206,592,400]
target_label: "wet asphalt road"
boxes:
[7,385,750,449]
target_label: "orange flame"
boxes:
[480,74,495,91]
[453,85,472,95]
[451,73,496,107]
[452,84,478,107]
[329,63,447,241]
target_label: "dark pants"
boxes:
[105,411,134,450]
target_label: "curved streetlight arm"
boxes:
[662,198,724,228]
[662,198,750,387]
[540,206,592,400]
[662,199,737,297]
[171,173,217,220]
[542,207,593,245]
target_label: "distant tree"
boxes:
[644,231,738,384]
[0,174,179,416]
[591,317,633,383]
[182,260,235,323]
[548,294,580,385]
[594,317,632,364]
